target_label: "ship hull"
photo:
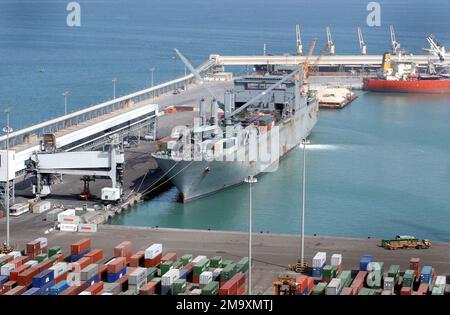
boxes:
[153,102,319,202]
[363,78,450,93]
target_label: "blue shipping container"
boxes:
[33,269,55,288]
[359,255,373,271]
[107,267,126,283]
[0,275,9,285]
[38,279,55,295]
[70,248,91,262]
[161,285,172,295]
[179,269,189,280]
[312,267,323,278]
[50,281,70,295]
[22,287,41,295]
[87,274,100,287]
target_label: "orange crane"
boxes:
[301,39,317,84]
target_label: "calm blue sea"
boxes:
[1,0,449,240]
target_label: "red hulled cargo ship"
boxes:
[363,53,450,93]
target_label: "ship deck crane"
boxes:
[358,26,367,55]
[326,26,335,55]
[423,34,446,62]
[295,24,303,55]
[390,25,401,55]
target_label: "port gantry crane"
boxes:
[326,26,335,55]
[358,26,367,55]
[424,34,446,62]
[295,24,303,56]
[390,25,401,55]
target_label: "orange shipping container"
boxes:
[71,239,91,255]
[9,264,32,282]
[84,249,104,264]
[114,241,132,259]
[107,257,127,274]
[400,287,412,296]
[85,282,104,295]
[72,257,91,271]
[3,285,27,295]
[129,251,145,267]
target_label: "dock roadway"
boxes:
[1,215,450,294]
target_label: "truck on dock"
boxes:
[381,235,431,250]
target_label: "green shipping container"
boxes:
[311,282,327,295]
[48,246,62,257]
[180,255,193,266]
[236,257,249,273]
[172,260,183,270]
[193,258,210,276]
[210,256,222,268]
[173,279,187,295]
[36,253,48,263]
[221,260,233,268]
[323,265,333,278]
[161,261,174,276]
[402,270,415,288]
[220,263,236,282]
[388,265,400,282]
[146,267,158,282]
[201,281,219,295]
[338,271,352,288]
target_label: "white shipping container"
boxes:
[25,260,38,267]
[192,255,207,264]
[57,209,76,222]
[435,276,446,287]
[161,268,180,286]
[199,271,213,285]
[49,262,68,278]
[1,263,15,276]
[8,251,22,259]
[144,243,162,259]
[59,223,78,232]
[35,237,48,249]
[383,277,394,291]
[312,252,327,268]
[59,215,81,224]
[331,254,342,267]
[79,291,92,295]
[78,224,98,233]
[326,278,342,295]
[190,289,202,295]
[32,201,52,213]
[213,268,223,279]
[129,267,147,287]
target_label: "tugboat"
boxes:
[363,52,450,93]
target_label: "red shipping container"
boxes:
[381,290,393,295]
[72,257,91,271]
[400,287,412,296]
[3,281,16,292]
[26,240,40,255]
[54,272,68,285]
[71,239,91,255]
[11,256,29,268]
[139,282,156,295]
[116,274,129,292]
[129,251,145,267]
[192,274,200,284]
[107,257,127,274]
[17,266,40,286]
[307,277,315,294]
[9,264,32,282]
[60,281,88,296]
[340,287,354,295]
[84,249,103,264]
[219,278,238,295]
[85,282,104,295]
[410,258,420,277]
[350,278,364,295]
[36,260,53,273]
[237,285,246,295]
[144,253,162,268]
[3,285,27,295]
[416,283,428,295]
[114,241,132,258]
[295,275,308,294]
[50,253,64,263]
[353,271,367,283]
[161,252,177,263]
[41,246,48,254]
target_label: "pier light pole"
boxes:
[112,78,117,99]
[300,139,310,266]
[149,67,155,87]
[244,175,257,295]
[3,107,13,247]
[63,91,69,116]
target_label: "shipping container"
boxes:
[161,269,180,286]
[311,282,327,295]
[161,261,174,275]
[114,241,133,258]
[199,271,213,287]
[22,287,41,295]
[326,278,341,295]
[312,252,327,268]
[387,265,400,283]
[84,249,103,264]
[50,280,70,295]
[331,254,342,267]
[129,267,147,289]
[46,208,65,222]
[210,256,222,268]
[201,281,219,295]
[106,257,127,274]
[295,275,308,295]
[161,252,177,263]
[144,244,162,259]
[33,269,54,288]
[173,279,187,295]
[32,201,52,214]
[71,239,91,255]
[359,255,372,271]
[129,251,145,267]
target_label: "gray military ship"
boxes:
[152,52,319,202]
